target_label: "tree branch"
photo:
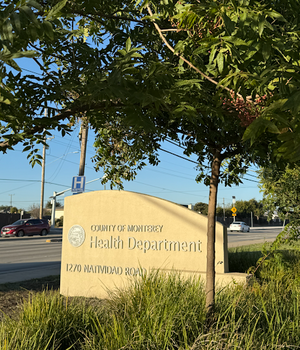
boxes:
[0,100,126,151]
[146,5,243,99]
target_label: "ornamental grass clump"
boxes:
[87,270,206,349]
[0,290,100,350]
[2,249,300,349]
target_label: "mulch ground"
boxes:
[0,275,60,320]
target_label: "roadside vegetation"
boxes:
[1,243,300,349]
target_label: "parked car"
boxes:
[1,219,50,237]
[229,221,250,232]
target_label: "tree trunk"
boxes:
[205,150,221,315]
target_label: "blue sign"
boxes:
[72,176,86,193]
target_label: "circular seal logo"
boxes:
[68,225,85,247]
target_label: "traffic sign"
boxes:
[231,207,237,213]
[232,213,237,216]
[72,176,86,193]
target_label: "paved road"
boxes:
[228,226,283,248]
[0,228,62,284]
[0,226,284,284]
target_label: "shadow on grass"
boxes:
[228,250,263,273]
[0,275,60,292]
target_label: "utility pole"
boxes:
[39,133,46,219]
[78,120,88,176]
[39,108,47,219]
[232,196,236,222]
[9,194,14,212]
[39,108,54,219]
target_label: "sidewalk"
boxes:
[50,227,62,234]
[248,226,284,230]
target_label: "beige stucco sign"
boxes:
[60,190,246,298]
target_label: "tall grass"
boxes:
[2,246,300,349]
[228,243,267,273]
[88,271,206,349]
[0,290,98,349]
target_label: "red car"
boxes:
[1,219,50,237]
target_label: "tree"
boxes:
[194,202,208,215]
[0,205,11,213]
[259,165,300,226]
[1,0,299,314]
[0,0,172,164]
[46,200,61,209]
[28,204,40,219]
[93,0,296,313]
[235,199,264,220]
[216,205,231,219]
[10,206,19,214]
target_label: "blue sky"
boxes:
[0,55,263,211]
[0,125,262,211]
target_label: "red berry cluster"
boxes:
[222,91,268,127]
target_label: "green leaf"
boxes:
[209,45,217,65]
[126,37,131,52]
[262,42,271,61]
[174,40,186,54]
[42,21,54,40]
[46,0,67,20]
[26,0,43,11]
[11,12,21,34]
[222,12,235,35]
[243,117,279,143]
[2,3,14,22]
[258,15,265,37]
[266,10,286,22]
[175,79,202,87]
[19,5,40,27]
[2,20,13,42]
[282,91,300,114]
[216,52,224,74]
[23,145,32,152]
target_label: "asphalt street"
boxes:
[0,228,62,284]
[227,226,283,248]
[0,226,284,284]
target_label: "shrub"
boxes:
[55,216,63,227]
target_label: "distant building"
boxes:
[54,207,64,221]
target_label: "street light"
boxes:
[49,176,106,228]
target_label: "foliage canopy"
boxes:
[2,0,300,311]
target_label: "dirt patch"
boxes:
[0,275,60,320]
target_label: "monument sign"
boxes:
[60,191,247,298]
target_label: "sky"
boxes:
[0,125,262,211]
[0,53,263,212]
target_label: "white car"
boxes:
[229,221,250,232]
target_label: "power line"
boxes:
[0,179,40,182]
[0,178,70,187]
[246,173,258,178]
[19,67,44,76]
[242,177,259,183]
[145,167,196,181]
[165,138,186,150]
[160,148,199,164]
[130,180,208,198]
